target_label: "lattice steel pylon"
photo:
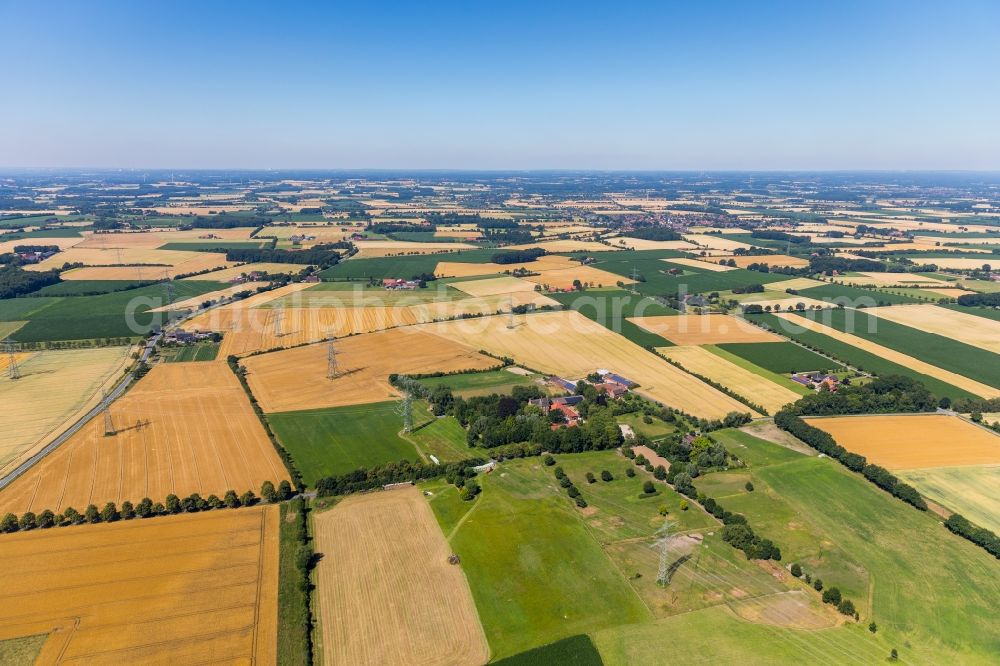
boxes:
[395,390,413,433]
[162,269,174,305]
[326,338,340,379]
[655,519,674,586]
[273,309,284,338]
[507,295,516,329]
[3,338,20,380]
[102,390,116,436]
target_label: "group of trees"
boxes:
[492,247,545,264]
[774,410,926,510]
[750,229,809,244]
[314,458,485,497]
[623,226,682,241]
[0,264,61,298]
[787,375,937,416]
[551,464,588,508]
[944,513,1000,559]
[189,213,272,228]
[0,482,289,534]
[809,255,886,275]
[790,563,859,618]
[956,292,1000,307]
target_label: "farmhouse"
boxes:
[383,278,420,290]
[791,372,841,392]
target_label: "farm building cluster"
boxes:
[534,371,636,428]
[791,372,843,392]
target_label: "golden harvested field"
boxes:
[243,327,497,413]
[434,261,506,278]
[658,345,801,413]
[353,240,478,257]
[314,487,488,666]
[772,312,1000,398]
[866,304,1000,354]
[506,239,612,253]
[180,262,307,282]
[0,505,278,665]
[74,228,257,249]
[189,291,554,357]
[719,254,810,269]
[767,277,827,291]
[24,247,211,271]
[0,362,289,515]
[58,252,233,280]
[740,295,831,311]
[607,237,698,251]
[420,311,755,418]
[909,257,998,270]
[450,276,540,297]
[149,281,268,312]
[681,234,754,253]
[804,415,1000,469]
[839,272,945,287]
[629,314,783,345]
[145,204,255,215]
[0,347,131,478]
[0,237,83,254]
[663,257,736,272]
[436,255,631,290]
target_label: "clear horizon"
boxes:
[2,0,998,170]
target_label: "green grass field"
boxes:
[798,283,920,305]
[417,368,540,397]
[268,402,421,484]
[795,308,1000,390]
[162,342,220,362]
[406,412,472,463]
[615,412,676,439]
[319,248,498,280]
[703,345,812,395]
[32,280,154,296]
[1,281,226,342]
[0,635,47,666]
[943,303,1000,322]
[590,252,789,297]
[716,341,842,374]
[898,465,1000,533]
[751,313,979,401]
[550,290,674,347]
[277,501,311,666]
[427,456,651,659]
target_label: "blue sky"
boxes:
[1,1,998,169]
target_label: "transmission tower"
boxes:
[3,339,20,380]
[162,270,175,305]
[102,390,116,436]
[655,519,674,586]
[630,265,640,282]
[507,295,516,330]
[395,385,413,433]
[273,309,284,338]
[326,338,340,379]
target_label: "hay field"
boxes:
[75,228,255,249]
[420,311,754,418]
[663,257,736,272]
[243,327,496,413]
[721,254,810,269]
[0,362,289,515]
[314,487,488,666]
[629,315,783,345]
[149,281,268,312]
[436,255,631,290]
[804,415,1000,469]
[866,304,1000,354]
[840,272,945,287]
[506,239,612,253]
[434,261,505,278]
[0,236,82,254]
[451,276,540,297]
[608,237,698,251]
[767,277,827,291]
[0,505,278,665]
[180,262,306,282]
[353,240,478,257]
[772,313,1000,398]
[658,345,801,413]
[57,253,232,281]
[25,247,213,271]
[0,347,131,477]
[682,234,754,253]
[898,465,1000,532]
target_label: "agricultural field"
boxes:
[792,308,1000,391]
[866,304,1000,355]
[550,289,675,347]
[630,314,783,345]
[313,487,489,666]
[243,327,498,413]
[417,367,543,398]
[717,341,842,374]
[161,341,220,362]
[180,262,307,282]
[0,346,131,476]
[657,345,802,413]
[0,506,278,664]
[268,402,420,483]
[0,362,290,514]
[898,465,1000,533]
[796,283,920,305]
[421,311,754,419]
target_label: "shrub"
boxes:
[0,513,18,533]
[85,504,101,523]
[745,481,754,492]
[813,578,823,591]
[822,587,842,605]
[601,470,613,482]
[136,497,154,518]
[19,512,36,530]
[240,490,257,506]
[165,494,181,514]
[575,497,588,508]
[585,472,596,484]
[790,563,802,577]
[642,480,656,494]
[680,500,689,511]
[261,480,277,503]
[120,501,135,519]
[543,454,556,466]
[838,599,856,616]
[625,467,636,478]
[37,509,55,528]
[567,486,581,498]
[100,502,119,522]
[224,490,240,508]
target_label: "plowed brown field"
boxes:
[0,362,289,515]
[0,505,278,665]
[313,487,488,666]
